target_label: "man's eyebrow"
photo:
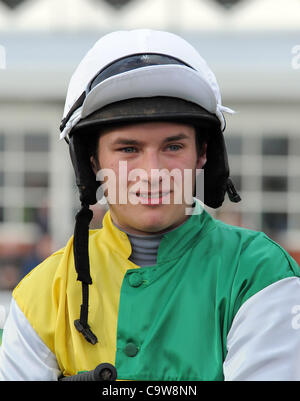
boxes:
[111,133,189,146]
[112,138,142,146]
[162,133,189,143]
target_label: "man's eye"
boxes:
[120,147,137,153]
[167,144,182,151]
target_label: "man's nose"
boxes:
[140,151,163,186]
[142,151,160,173]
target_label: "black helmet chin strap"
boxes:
[73,202,98,345]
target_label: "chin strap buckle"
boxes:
[226,177,241,203]
[74,319,98,345]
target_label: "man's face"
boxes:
[94,121,207,235]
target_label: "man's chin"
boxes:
[109,203,189,235]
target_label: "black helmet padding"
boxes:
[69,134,99,205]
[203,127,230,208]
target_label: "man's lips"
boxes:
[129,191,172,204]
[137,191,170,198]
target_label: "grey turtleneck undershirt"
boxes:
[113,219,189,267]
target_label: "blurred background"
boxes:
[0,0,300,341]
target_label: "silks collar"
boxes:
[100,199,216,264]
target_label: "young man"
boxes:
[0,29,299,381]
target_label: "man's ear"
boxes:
[196,142,207,169]
[90,156,98,175]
